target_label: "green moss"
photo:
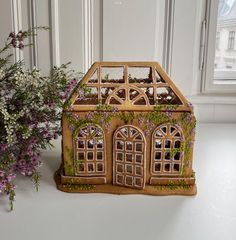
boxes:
[104,73,109,81]
[166,181,178,190]
[178,112,196,176]
[63,99,72,110]
[64,146,74,175]
[191,171,196,179]
[154,104,178,112]
[156,179,191,191]
[179,179,191,190]
[65,146,74,160]
[64,161,73,175]
[62,183,95,191]
[118,111,135,124]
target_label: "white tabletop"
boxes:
[1,123,236,240]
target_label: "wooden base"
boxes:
[54,167,197,196]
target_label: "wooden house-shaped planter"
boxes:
[55,62,197,195]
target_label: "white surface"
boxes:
[0,123,236,240]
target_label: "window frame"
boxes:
[74,124,106,176]
[202,0,236,93]
[151,124,184,176]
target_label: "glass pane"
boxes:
[214,0,236,83]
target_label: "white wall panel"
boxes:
[171,0,199,96]
[36,0,51,74]
[103,0,164,63]
[93,0,103,62]
[21,0,32,69]
[0,0,15,59]
[58,0,83,72]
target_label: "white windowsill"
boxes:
[186,94,236,105]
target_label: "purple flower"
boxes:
[186,160,190,167]
[85,112,94,121]
[187,114,193,122]
[48,101,54,108]
[0,170,5,178]
[18,42,24,49]
[6,173,16,182]
[104,122,111,131]
[9,32,15,38]
[69,78,77,87]
[77,89,85,100]
[94,127,101,136]
[188,102,194,111]
[10,38,17,48]
[68,124,75,131]
[0,143,8,152]
[188,141,194,147]
[102,112,109,119]
[112,107,118,113]
[138,115,144,125]
[65,112,73,117]
[191,128,196,136]
[165,111,172,117]
[99,118,105,125]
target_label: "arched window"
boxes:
[151,124,184,175]
[74,124,105,175]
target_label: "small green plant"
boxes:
[156,179,191,191]
[119,111,135,124]
[104,73,109,81]
[62,183,95,191]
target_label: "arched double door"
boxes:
[113,125,146,189]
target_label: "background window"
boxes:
[203,0,236,92]
[228,31,235,50]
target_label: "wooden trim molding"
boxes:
[11,0,23,62]
[162,0,175,75]
[82,0,94,72]
[50,0,60,66]
[29,0,38,68]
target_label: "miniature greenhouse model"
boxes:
[55,62,196,195]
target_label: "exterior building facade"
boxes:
[215,0,236,71]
